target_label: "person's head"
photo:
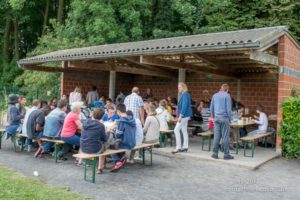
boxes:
[237,102,245,111]
[171,97,177,105]
[61,94,68,100]
[107,106,116,117]
[32,100,41,108]
[18,95,26,105]
[132,86,140,94]
[146,88,152,95]
[50,97,57,106]
[92,86,97,91]
[167,96,172,103]
[8,94,19,105]
[71,102,83,114]
[74,87,81,93]
[159,99,168,109]
[197,100,205,109]
[116,97,123,104]
[126,110,134,117]
[256,104,264,114]
[178,82,188,93]
[92,108,104,120]
[40,100,48,108]
[57,100,68,112]
[41,105,51,116]
[116,103,127,116]
[145,102,157,116]
[221,84,229,92]
[106,98,113,105]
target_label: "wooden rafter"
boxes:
[124,56,239,78]
[249,50,278,66]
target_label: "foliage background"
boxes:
[279,97,300,159]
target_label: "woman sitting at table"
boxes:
[143,103,160,143]
[237,102,247,137]
[247,104,268,136]
[156,100,174,131]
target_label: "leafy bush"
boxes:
[279,97,300,159]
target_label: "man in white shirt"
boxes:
[124,87,145,125]
[248,105,268,136]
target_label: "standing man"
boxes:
[210,84,234,160]
[124,87,145,125]
[144,88,154,100]
[86,86,99,109]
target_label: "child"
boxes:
[248,105,268,136]
[80,108,109,174]
[110,103,136,172]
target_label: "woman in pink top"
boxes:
[61,103,82,146]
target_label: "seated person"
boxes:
[156,100,174,131]
[101,106,119,122]
[110,104,136,172]
[26,105,51,157]
[248,105,268,136]
[105,98,115,109]
[200,102,211,132]
[5,94,24,139]
[80,108,109,174]
[144,103,160,143]
[60,102,83,162]
[237,102,247,137]
[127,110,143,163]
[42,100,68,153]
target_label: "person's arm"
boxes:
[139,107,145,125]
[210,96,215,118]
[99,124,108,143]
[254,114,264,125]
[226,95,232,120]
[10,107,22,122]
[143,117,151,135]
[35,113,45,132]
[76,120,83,130]
[166,110,174,122]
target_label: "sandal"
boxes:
[96,169,103,174]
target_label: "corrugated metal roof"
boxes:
[18,26,289,65]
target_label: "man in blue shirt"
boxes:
[210,84,234,160]
[100,106,119,122]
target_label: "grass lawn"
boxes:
[0,165,86,200]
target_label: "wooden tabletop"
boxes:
[230,120,256,128]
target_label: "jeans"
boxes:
[239,127,247,137]
[212,117,231,156]
[5,125,19,135]
[61,134,80,147]
[111,153,125,163]
[174,117,190,150]
[43,142,54,153]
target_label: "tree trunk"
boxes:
[42,0,50,35]
[3,18,11,61]
[14,17,19,59]
[57,0,64,24]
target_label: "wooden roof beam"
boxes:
[125,56,239,78]
[249,50,278,66]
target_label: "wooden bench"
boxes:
[240,132,272,157]
[159,130,174,147]
[73,142,159,183]
[40,138,65,163]
[197,131,214,151]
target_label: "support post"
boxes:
[237,79,241,102]
[109,71,116,100]
[178,68,186,99]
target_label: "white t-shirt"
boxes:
[255,112,268,132]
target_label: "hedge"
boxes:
[279,97,300,159]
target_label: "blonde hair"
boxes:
[74,87,81,93]
[145,102,157,116]
[159,99,168,109]
[221,84,229,91]
[178,82,188,92]
[132,86,139,93]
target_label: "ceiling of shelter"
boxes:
[18,26,295,79]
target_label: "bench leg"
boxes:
[0,132,3,150]
[201,136,211,151]
[54,143,58,163]
[159,133,164,147]
[243,141,255,158]
[142,148,145,165]
[84,159,96,183]
[149,147,153,166]
[170,134,173,146]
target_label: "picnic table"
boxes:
[230,120,256,154]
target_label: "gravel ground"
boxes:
[0,143,299,200]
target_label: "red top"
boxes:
[61,112,79,138]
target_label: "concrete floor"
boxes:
[155,137,280,170]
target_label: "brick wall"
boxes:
[277,35,300,150]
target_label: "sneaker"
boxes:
[110,161,124,172]
[224,155,234,160]
[134,156,142,161]
[34,147,43,158]
[211,153,218,159]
